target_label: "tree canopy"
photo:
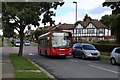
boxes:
[102,1,120,44]
[103,2,120,14]
[100,14,116,35]
[83,14,92,21]
[2,2,64,56]
[33,29,49,40]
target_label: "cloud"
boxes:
[0,29,3,36]
[88,5,111,14]
[54,11,86,24]
[89,11,112,20]
[63,0,105,10]
[54,11,75,24]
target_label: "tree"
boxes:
[2,22,15,38]
[33,29,49,40]
[83,14,92,21]
[2,2,64,56]
[103,1,120,44]
[113,14,120,44]
[100,14,116,35]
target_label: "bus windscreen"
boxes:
[52,32,72,48]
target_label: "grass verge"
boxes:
[16,72,50,79]
[100,56,110,61]
[10,53,39,70]
[10,53,51,79]
[7,39,14,47]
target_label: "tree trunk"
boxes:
[18,31,24,56]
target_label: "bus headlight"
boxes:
[52,49,55,52]
[69,48,73,52]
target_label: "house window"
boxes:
[98,29,104,33]
[78,29,83,34]
[88,29,95,34]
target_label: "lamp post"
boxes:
[73,1,77,41]
[73,1,77,23]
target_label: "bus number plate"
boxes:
[60,54,65,55]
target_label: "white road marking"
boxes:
[29,53,34,56]
[89,64,119,74]
[68,59,78,63]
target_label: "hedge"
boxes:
[92,43,120,52]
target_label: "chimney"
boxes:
[109,24,111,29]
[58,22,61,27]
[86,18,91,25]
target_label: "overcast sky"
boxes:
[0,0,112,35]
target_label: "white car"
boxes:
[110,47,120,65]
[14,40,20,47]
[73,43,100,60]
[24,41,30,46]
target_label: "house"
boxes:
[73,18,111,42]
[104,36,116,41]
[43,26,55,31]
[54,18,111,42]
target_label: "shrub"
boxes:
[73,41,88,44]
[92,43,120,52]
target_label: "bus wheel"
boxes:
[39,50,42,55]
[45,50,47,57]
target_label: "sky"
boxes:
[52,0,112,25]
[0,0,112,35]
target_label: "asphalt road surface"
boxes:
[22,46,120,80]
[2,41,120,80]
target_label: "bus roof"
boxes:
[38,32,50,39]
[38,31,72,39]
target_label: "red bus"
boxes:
[38,31,73,58]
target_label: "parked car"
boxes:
[14,40,20,47]
[73,43,100,60]
[9,37,15,44]
[110,47,120,65]
[24,41,30,46]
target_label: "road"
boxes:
[2,43,120,80]
[22,46,120,79]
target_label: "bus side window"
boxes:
[41,38,44,47]
[46,35,50,47]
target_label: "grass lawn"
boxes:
[100,56,110,61]
[16,72,50,79]
[10,53,39,70]
[31,43,38,46]
[7,39,14,47]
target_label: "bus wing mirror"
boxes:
[47,37,50,40]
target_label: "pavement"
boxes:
[1,39,55,79]
[2,38,16,79]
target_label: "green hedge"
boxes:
[92,43,120,52]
